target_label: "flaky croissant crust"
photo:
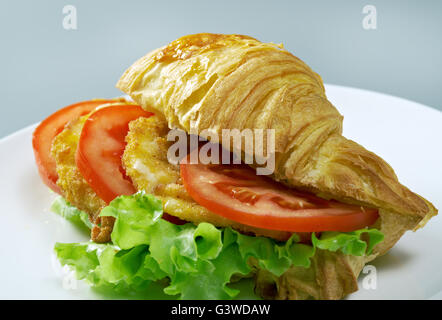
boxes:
[117,33,437,299]
[117,33,436,230]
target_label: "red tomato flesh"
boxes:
[76,104,152,203]
[32,99,117,194]
[180,145,379,232]
[75,104,185,225]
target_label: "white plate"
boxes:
[0,84,441,300]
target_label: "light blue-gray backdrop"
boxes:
[1,0,441,138]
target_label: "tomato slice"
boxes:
[32,99,118,194]
[75,104,186,225]
[180,144,379,232]
[76,104,152,203]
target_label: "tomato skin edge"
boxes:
[32,140,63,194]
[180,161,379,233]
[32,99,119,195]
[74,105,188,226]
[75,104,150,204]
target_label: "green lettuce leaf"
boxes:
[53,192,384,299]
[312,228,384,256]
[51,196,93,230]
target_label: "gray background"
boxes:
[1,0,441,138]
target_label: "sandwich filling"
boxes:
[31,33,437,300]
[33,100,385,299]
[48,101,381,244]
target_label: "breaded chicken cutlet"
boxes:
[123,116,293,241]
[52,106,293,242]
[51,99,130,242]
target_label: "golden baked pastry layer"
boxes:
[121,115,420,299]
[116,33,437,299]
[117,33,437,243]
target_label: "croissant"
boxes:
[117,33,437,299]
